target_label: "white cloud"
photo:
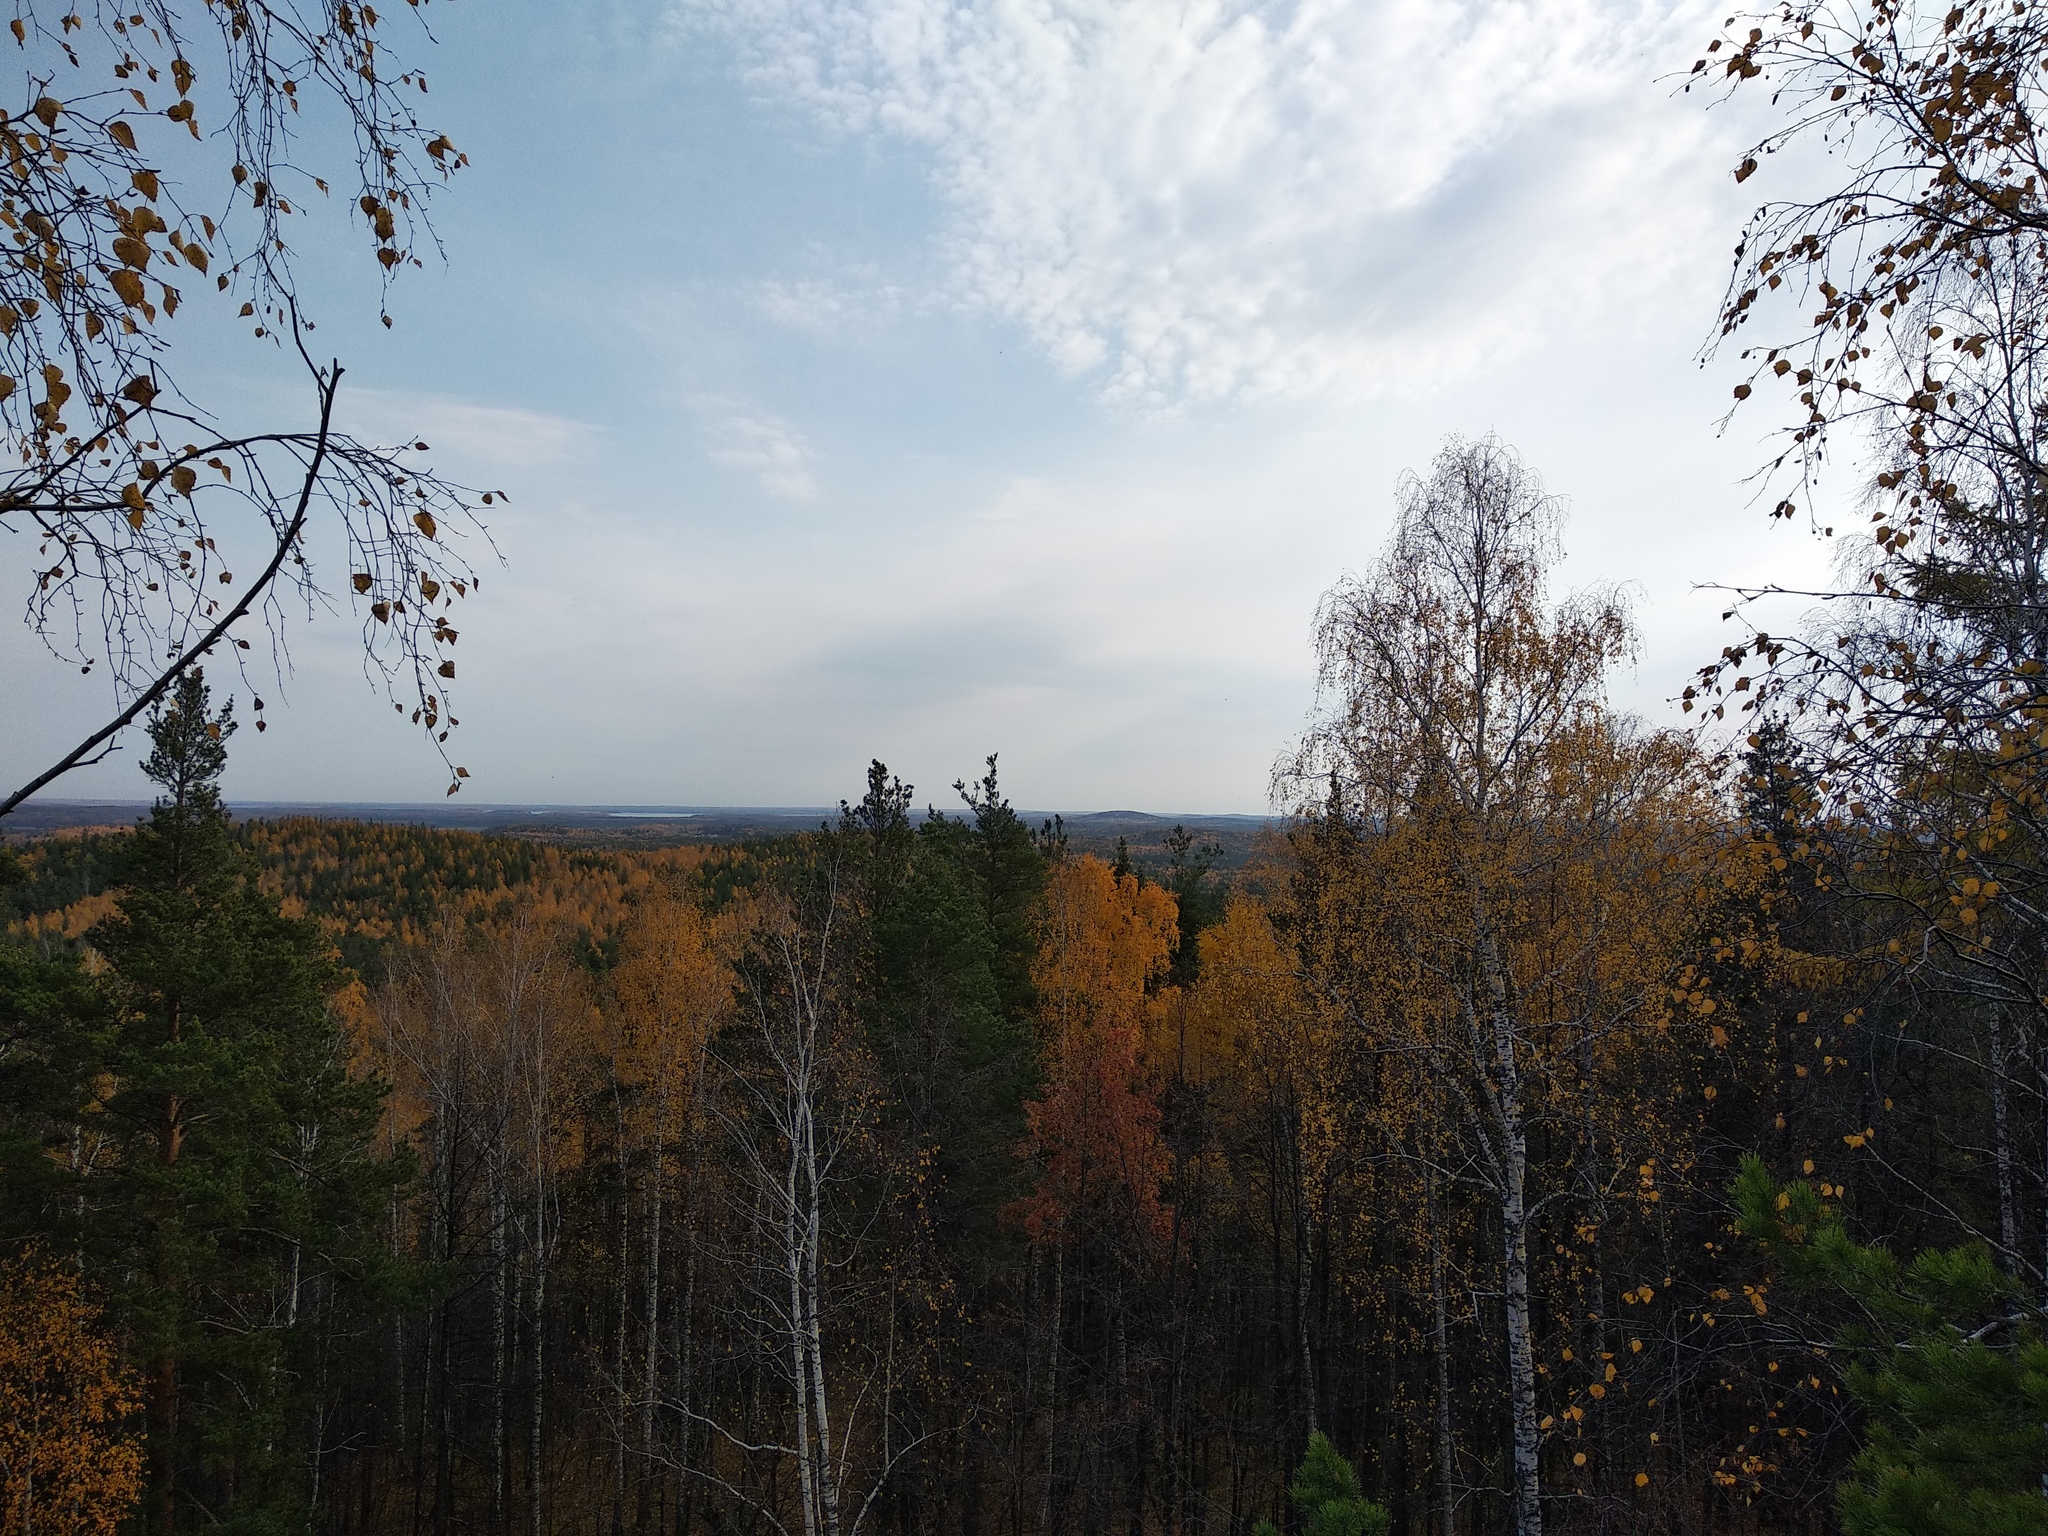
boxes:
[700,404,820,499]
[750,273,914,335]
[340,391,599,472]
[674,0,1741,411]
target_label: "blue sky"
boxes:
[7,0,1847,814]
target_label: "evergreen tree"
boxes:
[953,755,1046,1024]
[845,760,1032,1244]
[1735,1155,2048,1536]
[1253,1432,1390,1536]
[84,672,407,1536]
[1160,823,1225,987]
[0,851,109,1248]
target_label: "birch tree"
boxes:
[1280,436,1721,1536]
[695,845,916,1536]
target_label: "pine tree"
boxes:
[0,855,109,1244]
[85,672,407,1536]
[1253,1432,1390,1536]
[1735,1156,2048,1536]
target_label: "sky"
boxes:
[5,0,1853,815]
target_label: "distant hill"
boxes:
[4,802,1281,977]
[4,799,1277,868]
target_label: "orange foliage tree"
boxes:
[604,891,732,1528]
[1014,853,1179,1254]
[1280,437,1728,1536]
[0,1249,143,1536]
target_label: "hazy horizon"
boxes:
[5,0,1842,817]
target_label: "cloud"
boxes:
[750,273,913,335]
[700,404,820,499]
[340,391,599,471]
[673,0,1738,411]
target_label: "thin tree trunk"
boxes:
[1429,1167,1457,1536]
[1993,1010,2020,1267]
[1296,1181,1317,1438]
[802,1094,841,1536]
[493,1156,510,1536]
[531,1216,548,1536]
[1040,1245,1062,1536]
[788,1117,822,1536]
[639,1080,665,1533]
[615,1080,631,1536]
[1483,936,1543,1536]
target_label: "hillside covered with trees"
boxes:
[13,0,2048,1532]
[12,416,2048,1536]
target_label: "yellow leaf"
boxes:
[108,119,136,150]
[131,170,159,201]
[412,510,437,539]
[109,270,145,307]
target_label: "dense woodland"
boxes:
[15,0,2048,1534]
[10,421,2048,1536]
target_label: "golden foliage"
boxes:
[0,1250,143,1536]
[1014,855,1178,1249]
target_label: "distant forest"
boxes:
[15,0,2048,1532]
[11,443,2046,1536]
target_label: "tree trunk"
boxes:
[493,1156,510,1536]
[787,1120,822,1536]
[1992,1010,2020,1268]
[803,1096,842,1536]
[1483,937,1542,1536]
[530,1223,548,1536]
[639,1082,665,1534]
[1429,1167,1457,1536]
[614,1082,631,1536]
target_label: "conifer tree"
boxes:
[1253,1433,1390,1536]
[1735,1156,2048,1536]
[85,671,406,1536]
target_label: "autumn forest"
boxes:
[11,0,2048,1535]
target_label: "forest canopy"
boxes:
[14,0,2048,1534]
